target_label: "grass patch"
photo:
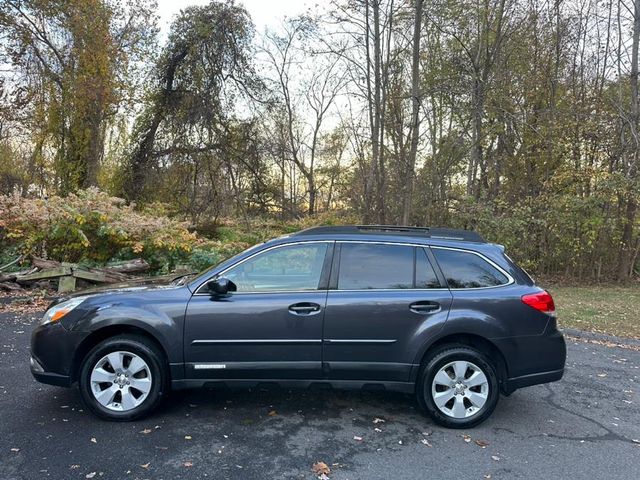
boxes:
[550,286,640,339]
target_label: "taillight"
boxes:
[521,291,556,316]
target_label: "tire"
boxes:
[79,335,168,421]
[417,344,499,428]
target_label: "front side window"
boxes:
[223,243,328,292]
[337,243,415,290]
[432,248,509,289]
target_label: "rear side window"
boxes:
[432,248,509,289]
[338,243,414,289]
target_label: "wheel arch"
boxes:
[412,333,509,393]
[71,324,169,384]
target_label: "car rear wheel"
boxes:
[79,335,167,421]
[417,345,499,428]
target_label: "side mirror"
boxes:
[207,277,237,296]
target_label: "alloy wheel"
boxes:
[90,351,153,412]
[431,360,489,419]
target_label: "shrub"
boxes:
[0,188,199,270]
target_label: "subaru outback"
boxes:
[30,225,566,428]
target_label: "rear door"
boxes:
[322,242,453,382]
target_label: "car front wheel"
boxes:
[79,335,167,421]
[418,345,499,428]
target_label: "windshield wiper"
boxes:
[171,272,197,286]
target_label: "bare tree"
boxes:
[262,16,344,215]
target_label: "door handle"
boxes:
[409,301,441,314]
[288,302,321,315]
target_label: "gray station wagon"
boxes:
[30,225,566,428]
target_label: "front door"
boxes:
[184,241,333,380]
[323,242,453,382]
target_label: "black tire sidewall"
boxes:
[419,346,499,429]
[79,336,166,421]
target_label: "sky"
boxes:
[156,0,322,35]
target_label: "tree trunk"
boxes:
[372,0,383,222]
[402,0,424,225]
[468,77,484,198]
[617,0,640,280]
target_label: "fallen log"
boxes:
[0,274,17,283]
[17,266,72,283]
[105,258,150,274]
[30,256,149,274]
[0,282,23,292]
[72,267,131,283]
[30,256,62,270]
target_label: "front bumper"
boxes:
[30,355,72,387]
[30,321,86,388]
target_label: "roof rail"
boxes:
[293,225,485,242]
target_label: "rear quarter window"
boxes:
[432,248,509,289]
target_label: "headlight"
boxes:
[41,297,88,326]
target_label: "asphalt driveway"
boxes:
[1,309,639,479]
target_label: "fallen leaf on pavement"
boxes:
[597,373,607,378]
[268,410,277,416]
[462,435,471,443]
[484,475,492,479]
[374,427,382,433]
[491,455,500,461]
[184,462,193,467]
[140,429,152,434]
[90,438,97,444]
[475,440,489,448]
[140,463,150,469]
[373,417,385,424]
[184,435,192,440]
[86,473,96,479]
[353,436,363,441]
[312,462,330,475]
[10,448,20,452]
[421,439,432,447]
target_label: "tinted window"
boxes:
[416,248,441,288]
[432,248,509,288]
[224,243,328,292]
[338,243,414,289]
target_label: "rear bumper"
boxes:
[503,367,564,394]
[493,319,567,394]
